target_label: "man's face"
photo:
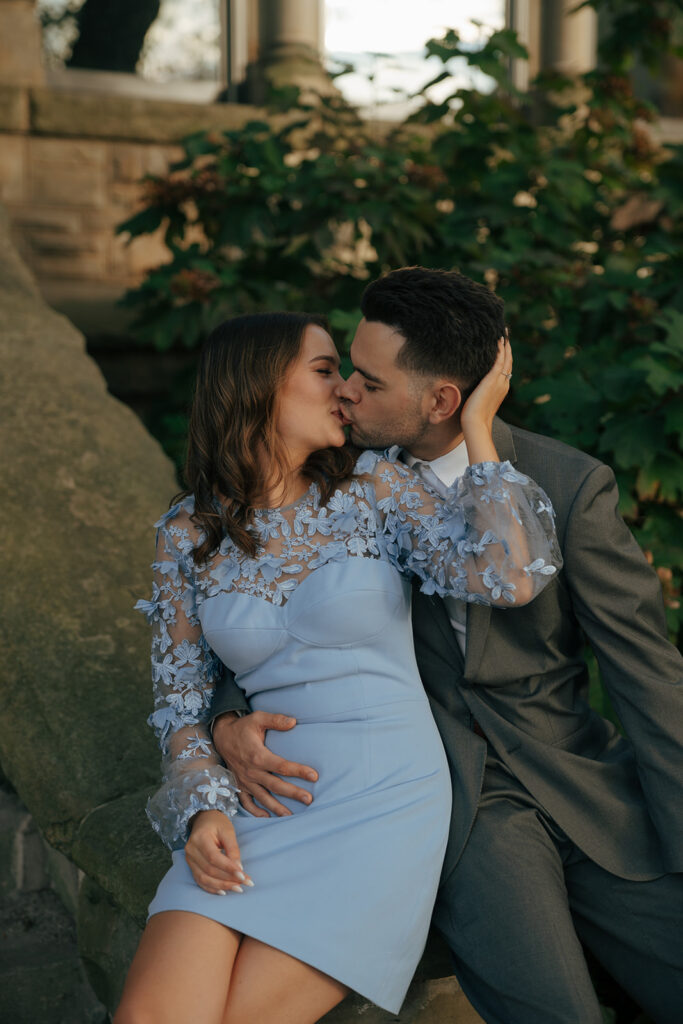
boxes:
[338,318,432,450]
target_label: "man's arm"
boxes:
[209,667,249,721]
[209,669,318,818]
[563,462,683,866]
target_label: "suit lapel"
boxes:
[464,418,517,679]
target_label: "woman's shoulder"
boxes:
[352,446,406,477]
[153,496,203,563]
[154,495,195,531]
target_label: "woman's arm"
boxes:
[136,507,249,892]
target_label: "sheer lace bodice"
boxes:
[137,449,562,848]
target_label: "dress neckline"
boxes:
[254,481,319,514]
[212,481,319,517]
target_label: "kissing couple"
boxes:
[118,267,683,1024]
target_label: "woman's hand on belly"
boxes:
[185,810,254,895]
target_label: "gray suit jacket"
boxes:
[209,420,683,881]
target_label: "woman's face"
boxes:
[275,324,346,461]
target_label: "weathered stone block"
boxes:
[77,875,144,1012]
[14,814,49,892]
[0,132,26,203]
[29,136,109,170]
[29,162,107,208]
[0,784,26,897]
[0,889,106,1024]
[44,842,82,918]
[72,789,170,927]
[30,87,264,144]
[0,204,177,850]
[0,83,29,131]
[30,246,109,280]
[321,978,485,1023]
[111,143,145,184]
[0,1,45,87]
[8,204,83,234]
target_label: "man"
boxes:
[208,267,683,1023]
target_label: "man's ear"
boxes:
[427,381,462,423]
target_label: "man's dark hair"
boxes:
[360,266,505,393]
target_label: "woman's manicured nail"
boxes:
[236,871,246,882]
[244,878,255,888]
[231,885,244,893]
[218,889,227,896]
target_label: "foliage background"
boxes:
[117,0,683,668]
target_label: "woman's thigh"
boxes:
[114,910,241,1024]
[224,937,349,1024]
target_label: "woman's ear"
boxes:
[428,381,462,423]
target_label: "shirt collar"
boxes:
[402,439,469,488]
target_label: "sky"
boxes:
[325,0,504,53]
[324,1,505,115]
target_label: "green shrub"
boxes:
[118,0,682,645]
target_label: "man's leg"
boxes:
[433,760,603,1024]
[567,858,683,1024]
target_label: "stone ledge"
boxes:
[0,83,29,131]
[30,86,269,144]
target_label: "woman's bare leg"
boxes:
[114,910,242,1024]
[223,937,349,1024]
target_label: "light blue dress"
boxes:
[138,449,561,1013]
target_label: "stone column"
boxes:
[0,0,45,86]
[245,0,332,103]
[507,0,597,88]
[541,0,597,76]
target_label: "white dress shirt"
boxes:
[404,441,469,655]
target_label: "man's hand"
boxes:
[212,711,318,817]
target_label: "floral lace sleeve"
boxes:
[135,505,239,849]
[355,449,562,606]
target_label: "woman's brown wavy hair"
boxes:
[177,312,358,561]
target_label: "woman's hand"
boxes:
[185,810,253,895]
[460,335,512,464]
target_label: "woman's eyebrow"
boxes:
[309,354,341,368]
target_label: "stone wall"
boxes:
[0,0,268,333]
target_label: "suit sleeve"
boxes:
[208,667,250,724]
[562,463,683,857]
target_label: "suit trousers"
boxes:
[433,750,683,1024]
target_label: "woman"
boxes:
[117,312,561,1024]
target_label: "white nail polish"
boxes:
[231,885,244,893]
[236,871,246,882]
[244,878,255,888]
[238,861,244,870]
[218,890,227,896]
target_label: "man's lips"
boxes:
[337,408,353,426]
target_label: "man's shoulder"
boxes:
[507,423,602,475]
[498,421,611,521]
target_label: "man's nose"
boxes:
[338,373,361,404]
